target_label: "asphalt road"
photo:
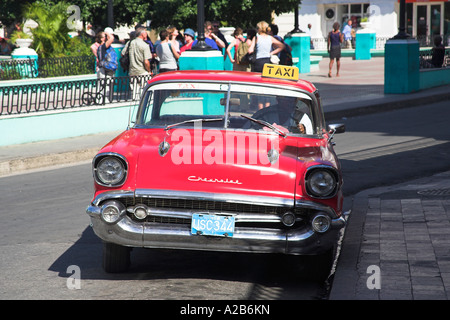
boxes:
[1,100,449,303]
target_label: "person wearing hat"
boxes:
[95,27,118,102]
[97,28,117,78]
[180,28,195,53]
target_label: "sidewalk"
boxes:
[330,171,450,300]
[1,57,450,300]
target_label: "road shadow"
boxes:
[49,225,329,299]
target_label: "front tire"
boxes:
[102,242,131,273]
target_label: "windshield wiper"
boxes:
[240,115,287,138]
[164,118,224,131]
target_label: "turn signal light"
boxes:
[311,214,331,233]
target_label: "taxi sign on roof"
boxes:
[262,64,299,81]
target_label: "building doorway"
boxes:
[412,2,444,46]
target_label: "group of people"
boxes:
[90,25,154,78]
[90,20,293,80]
[227,21,292,72]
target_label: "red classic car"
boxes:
[86,64,346,275]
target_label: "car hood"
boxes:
[105,128,330,201]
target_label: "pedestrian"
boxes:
[431,35,445,68]
[342,19,352,49]
[422,35,445,68]
[269,23,292,66]
[96,28,117,101]
[307,23,314,49]
[180,28,196,53]
[225,27,250,71]
[128,27,152,76]
[327,22,344,78]
[156,29,179,73]
[97,28,117,78]
[191,21,224,50]
[248,21,285,73]
[126,27,152,99]
[167,26,182,53]
[0,37,12,55]
[144,30,158,74]
[91,31,104,72]
[212,20,228,49]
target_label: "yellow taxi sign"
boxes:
[262,64,299,81]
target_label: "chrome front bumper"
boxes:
[86,190,347,255]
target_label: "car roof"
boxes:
[148,70,317,93]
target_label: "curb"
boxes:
[324,88,450,121]
[0,148,98,177]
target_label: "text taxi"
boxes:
[86,64,346,277]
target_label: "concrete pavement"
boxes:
[1,57,450,300]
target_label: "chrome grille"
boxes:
[119,197,307,228]
[134,197,287,215]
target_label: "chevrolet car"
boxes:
[86,64,346,276]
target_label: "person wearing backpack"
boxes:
[96,28,117,101]
[226,27,251,71]
[97,28,117,78]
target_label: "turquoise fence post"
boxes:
[11,39,38,78]
[179,50,224,70]
[113,44,127,77]
[384,38,420,94]
[284,33,310,73]
[112,44,128,92]
[355,29,376,60]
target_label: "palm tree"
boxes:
[23,1,72,57]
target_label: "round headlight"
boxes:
[95,156,127,186]
[306,168,337,198]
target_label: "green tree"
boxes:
[23,1,72,57]
[22,1,92,58]
[68,0,299,31]
[150,0,300,30]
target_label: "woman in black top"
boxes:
[327,22,344,77]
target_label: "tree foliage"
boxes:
[63,0,299,31]
[23,1,72,57]
[2,0,300,34]
[8,1,91,58]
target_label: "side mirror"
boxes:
[328,123,346,134]
[327,123,345,143]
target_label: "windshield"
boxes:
[135,82,319,135]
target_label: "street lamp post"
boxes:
[290,2,303,34]
[392,0,410,39]
[107,0,114,28]
[191,0,213,51]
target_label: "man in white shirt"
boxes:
[342,20,353,49]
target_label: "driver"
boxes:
[249,96,313,134]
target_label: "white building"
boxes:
[274,0,450,48]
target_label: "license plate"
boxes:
[191,214,235,237]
